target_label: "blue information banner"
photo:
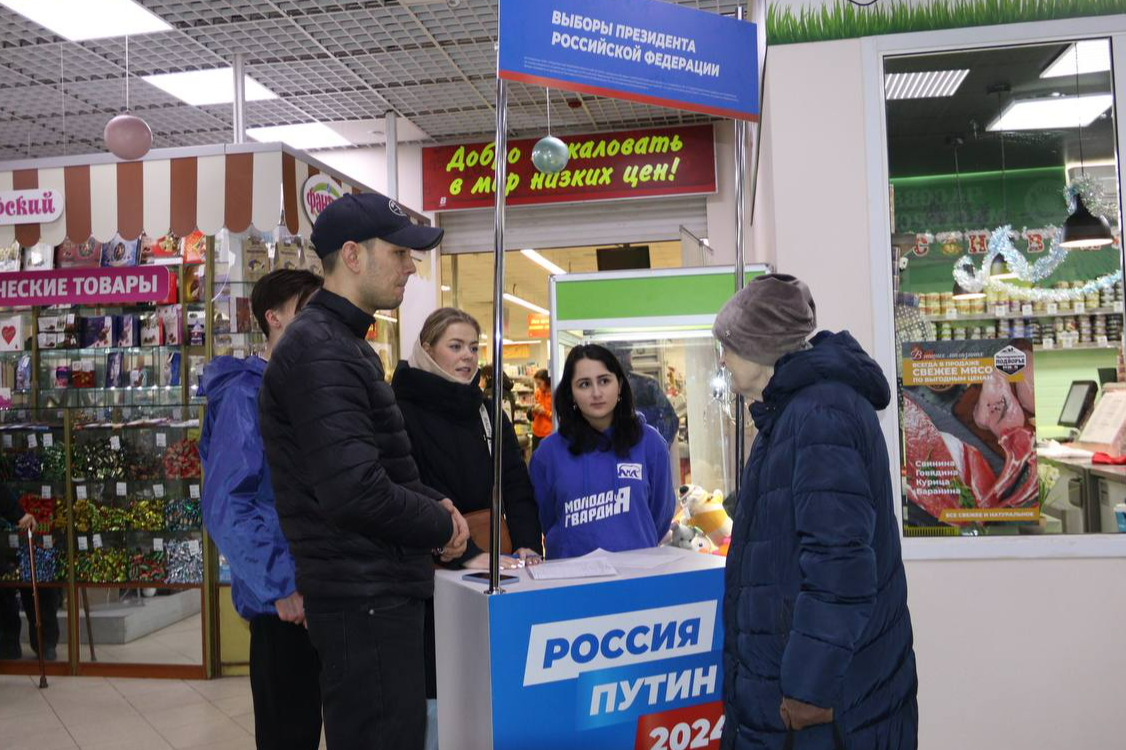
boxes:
[498,0,758,121]
[487,567,726,750]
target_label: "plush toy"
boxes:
[679,485,733,547]
[666,521,716,554]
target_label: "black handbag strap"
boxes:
[782,723,847,750]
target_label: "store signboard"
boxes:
[422,124,716,211]
[0,267,172,308]
[302,174,344,223]
[487,567,724,750]
[902,339,1040,528]
[498,0,757,120]
[528,314,550,338]
[0,188,63,225]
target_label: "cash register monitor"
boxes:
[1058,380,1098,430]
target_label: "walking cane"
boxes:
[25,527,48,689]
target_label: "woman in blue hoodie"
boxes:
[530,344,675,559]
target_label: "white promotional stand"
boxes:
[435,548,726,750]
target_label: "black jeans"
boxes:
[0,587,60,654]
[249,614,322,750]
[305,595,427,750]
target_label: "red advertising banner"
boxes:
[422,124,715,211]
[0,267,172,308]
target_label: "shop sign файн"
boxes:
[0,266,172,308]
[302,174,344,223]
[498,0,757,120]
[0,188,64,225]
[422,124,716,212]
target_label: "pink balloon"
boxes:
[104,114,153,161]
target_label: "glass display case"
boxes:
[550,266,769,503]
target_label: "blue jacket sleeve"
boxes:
[201,382,297,607]
[529,447,558,539]
[647,431,676,539]
[780,404,877,709]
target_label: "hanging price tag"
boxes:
[188,539,201,553]
[1022,304,1033,317]
[7,533,16,547]
[42,433,53,448]
[1097,335,1110,348]
[43,535,53,549]
[2,435,11,449]
[40,485,51,499]
[945,308,958,320]
[1047,303,1059,315]
[1115,301,1124,314]
[110,436,121,451]
[155,433,167,448]
[77,485,88,500]
[1075,302,1087,314]
[116,482,127,497]
[190,485,200,499]
[26,433,37,449]
[93,533,103,549]
[1062,337,1075,349]
[78,536,89,551]
[994,305,1008,318]
[154,484,165,499]
[1042,338,1055,350]
[153,538,164,552]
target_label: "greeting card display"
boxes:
[0,315,23,351]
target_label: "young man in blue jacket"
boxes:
[199,269,323,750]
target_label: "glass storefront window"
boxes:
[886,39,1124,537]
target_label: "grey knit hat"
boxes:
[713,274,817,365]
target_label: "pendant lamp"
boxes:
[989,255,1018,280]
[104,36,152,161]
[1061,193,1114,248]
[531,88,568,175]
[1060,43,1113,249]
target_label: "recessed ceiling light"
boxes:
[143,68,277,106]
[503,293,549,316]
[884,70,970,100]
[521,249,567,275]
[247,123,351,150]
[1042,40,1111,79]
[0,0,171,41]
[988,94,1113,131]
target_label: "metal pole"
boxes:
[26,528,48,689]
[386,111,399,200]
[488,76,509,596]
[733,7,748,497]
[232,54,246,144]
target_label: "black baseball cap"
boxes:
[310,192,444,259]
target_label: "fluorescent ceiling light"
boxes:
[144,68,277,106]
[988,94,1112,132]
[521,248,567,276]
[0,0,171,41]
[503,293,549,316]
[1042,40,1112,79]
[247,123,351,150]
[503,339,541,346]
[884,69,970,100]
[440,285,451,292]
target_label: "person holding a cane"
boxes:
[0,483,55,662]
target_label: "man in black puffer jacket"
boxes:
[259,192,469,750]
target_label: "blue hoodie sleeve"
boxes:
[529,442,558,540]
[201,378,297,608]
[645,429,676,539]
[780,402,877,710]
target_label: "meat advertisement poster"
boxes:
[902,340,1039,527]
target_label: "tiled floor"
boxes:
[0,673,320,750]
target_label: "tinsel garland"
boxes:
[952,226,1122,301]
[1066,174,1117,220]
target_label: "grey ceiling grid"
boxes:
[0,0,743,157]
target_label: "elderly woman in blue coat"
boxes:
[715,275,917,750]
